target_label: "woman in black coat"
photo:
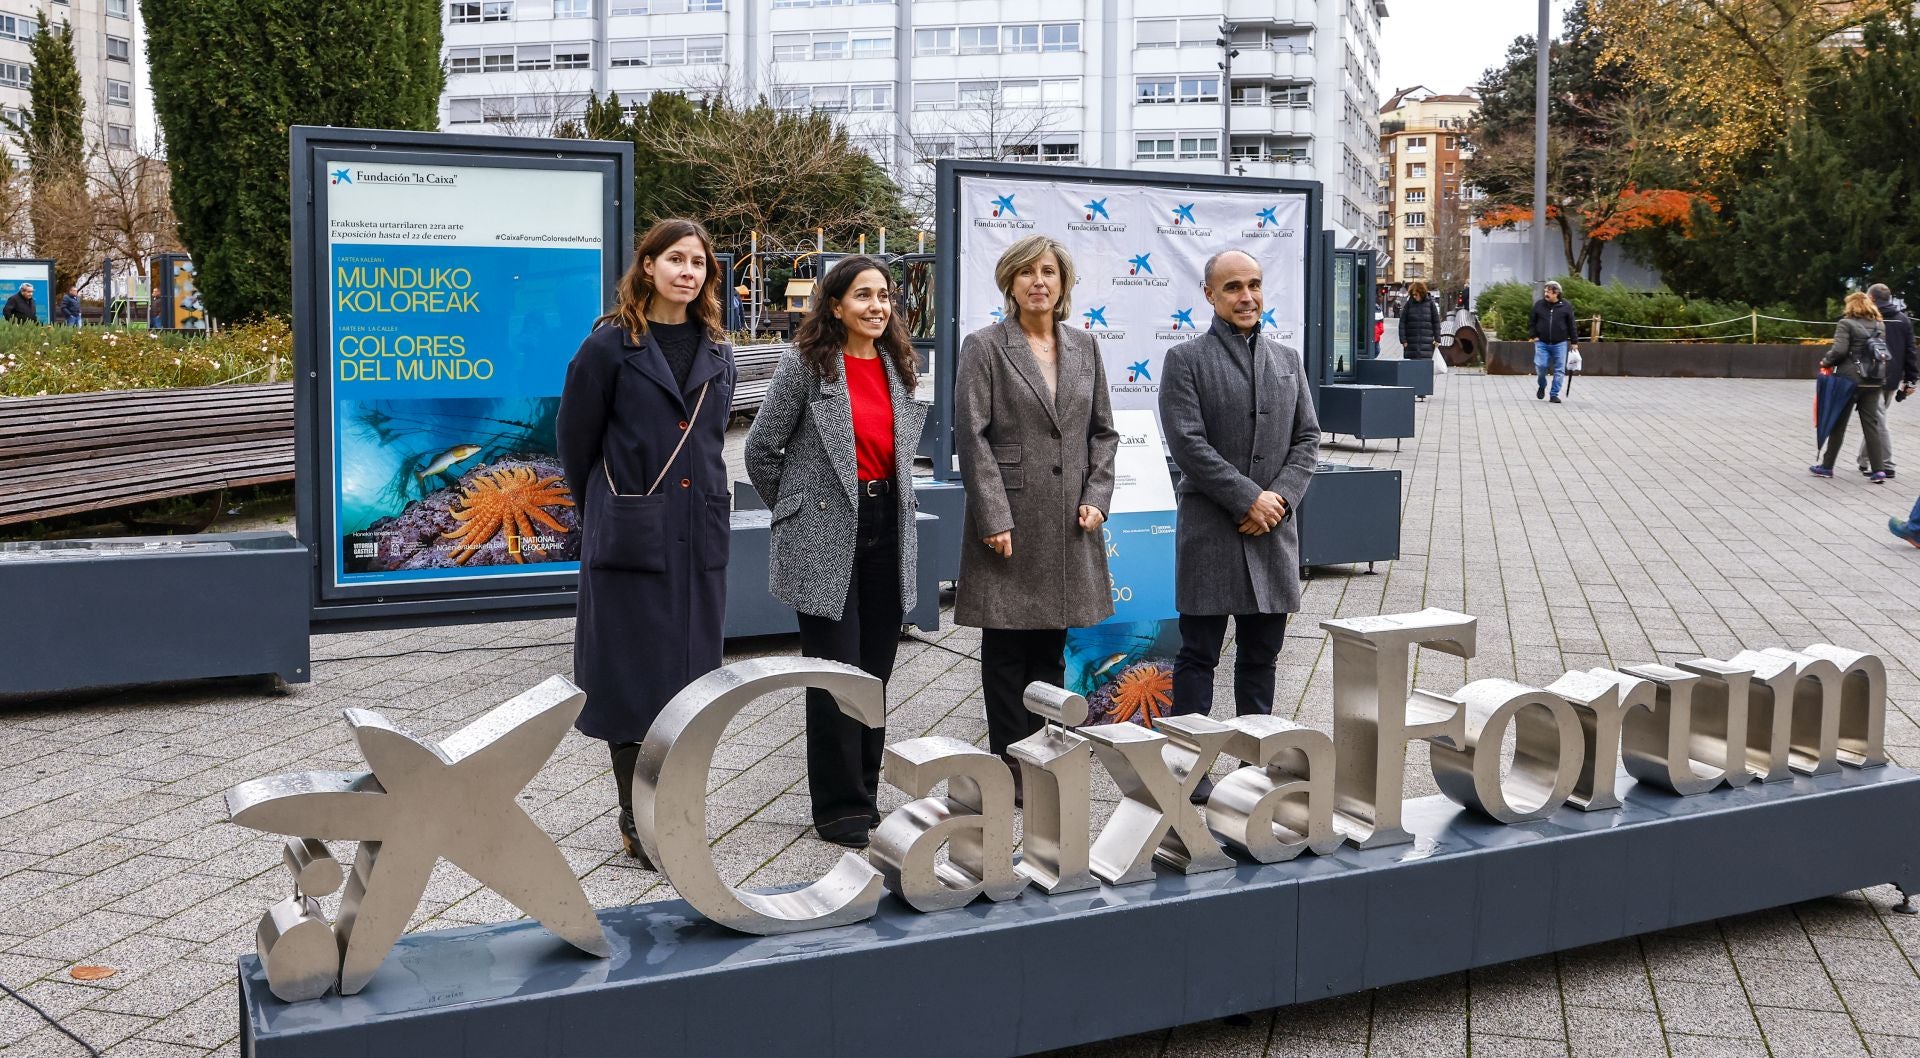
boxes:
[556,218,736,867]
[1397,281,1442,360]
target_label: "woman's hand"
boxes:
[1077,505,1105,532]
[985,531,1013,558]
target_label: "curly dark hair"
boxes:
[791,256,917,384]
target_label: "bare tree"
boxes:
[0,146,33,257]
[90,142,181,281]
[893,87,1069,221]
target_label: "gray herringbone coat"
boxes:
[744,348,928,619]
[953,319,1120,629]
[1159,316,1321,616]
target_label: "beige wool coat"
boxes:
[953,319,1120,629]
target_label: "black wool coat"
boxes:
[556,322,736,745]
[1397,295,1442,358]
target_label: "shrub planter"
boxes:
[1486,341,1824,380]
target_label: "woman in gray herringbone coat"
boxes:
[744,256,928,849]
[955,236,1119,775]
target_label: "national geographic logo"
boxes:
[1068,197,1128,233]
[1111,252,1169,289]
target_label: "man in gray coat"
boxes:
[1158,249,1320,744]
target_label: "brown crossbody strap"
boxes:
[601,381,710,498]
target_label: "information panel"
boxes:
[293,128,631,624]
[0,259,54,324]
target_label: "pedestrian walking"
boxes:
[1890,495,1920,549]
[745,256,928,849]
[1529,281,1576,402]
[1856,284,1918,478]
[1158,249,1321,801]
[58,286,81,326]
[4,282,37,324]
[556,218,737,868]
[1812,291,1893,482]
[953,235,1120,785]
[1397,280,1442,360]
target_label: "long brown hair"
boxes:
[598,218,725,343]
[792,255,917,384]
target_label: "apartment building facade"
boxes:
[440,0,1388,248]
[0,0,148,151]
[1376,85,1475,290]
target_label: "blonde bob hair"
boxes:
[1843,291,1883,321]
[994,235,1075,323]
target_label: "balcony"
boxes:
[1228,0,1315,26]
[1227,105,1314,136]
[1228,47,1314,82]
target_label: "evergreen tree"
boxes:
[14,11,88,291]
[143,0,444,320]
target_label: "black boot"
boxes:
[609,742,654,870]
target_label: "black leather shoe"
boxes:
[1188,774,1216,805]
[1550,396,1562,403]
[818,817,871,849]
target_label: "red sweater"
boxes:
[845,353,895,481]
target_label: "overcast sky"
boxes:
[1379,0,1577,99]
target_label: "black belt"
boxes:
[858,478,893,497]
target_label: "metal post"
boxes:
[1751,311,1758,345]
[1218,23,1238,176]
[858,234,866,255]
[816,227,825,255]
[878,227,887,256]
[748,230,761,339]
[917,231,927,253]
[1533,0,1551,285]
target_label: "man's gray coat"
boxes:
[953,319,1119,629]
[743,349,928,619]
[1158,316,1321,616]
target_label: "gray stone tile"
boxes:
[1752,1006,1870,1058]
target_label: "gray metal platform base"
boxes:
[238,765,1920,1058]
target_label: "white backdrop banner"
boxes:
[956,172,1312,417]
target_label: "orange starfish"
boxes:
[1107,664,1174,727]
[441,467,574,565]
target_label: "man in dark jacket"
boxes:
[3,283,37,324]
[1859,284,1917,478]
[1529,281,1577,402]
[58,287,81,326]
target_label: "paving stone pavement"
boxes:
[3,371,1920,1057]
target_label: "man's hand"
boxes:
[984,531,1013,558]
[1077,505,1105,533]
[1239,492,1286,536]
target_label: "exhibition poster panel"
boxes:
[172,259,207,330]
[956,174,1309,417]
[0,261,53,324]
[323,160,603,591]
[1065,409,1181,726]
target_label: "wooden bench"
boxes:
[0,384,295,527]
[729,342,791,415]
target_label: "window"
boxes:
[773,87,809,110]
[1406,162,1426,178]
[107,78,130,106]
[851,84,892,111]
[1404,188,1426,203]
[772,33,808,62]
[914,82,955,110]
[1178,76,1218,103]
[483,47,515,71]
[1043,79,1078,106]
[958,80,998,107]
[1404,136,1427,153]
[651,37,684,64]
[1137,137,1175,161]
[1273,85,1310,107]
[517,44,551,71]
[919,139,955,159]
[687,36,723,63]
[1404,212,1426,227]
[1042,23,1079,52]
[1135,18,1215,48]
[1230,85,1262,106]
[0,14,33,40]
[106,0,129,17]
[1003,25,1039,53]
[1000,80,1040,108]
[811,85,848,112]
[691,0,722,9]
[915,28,953,55]
[1136,77,1175,105]
[1135,19,1176,47]
[958,26,998,55]
[1444,135,1457,149]
[553,44,591,69]
[852,35,892,59]
[1404,237,1425,252]
[107,123,132,149]
[450,98,483,124]
[1178,135,1219,160]
[553,0,589,16]
[106,35,130,61]
[449,1,513,23]
[1405,263,1425,278]
[1040,142,1079,162]
[1443,161,1455,174]
[0,62,28,89]
[449,47,482,73]
[813,32,848,60]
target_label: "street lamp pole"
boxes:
[1532,0,1551,285]
[1218,23,1239,176]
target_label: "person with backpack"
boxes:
[1857,284,1918,478]
[1814,290,1893,482]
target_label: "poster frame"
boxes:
[930,159,1326,481]
[0,257,55,325]
[291,126,633,628]
[148,252,205,331]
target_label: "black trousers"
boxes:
[980,627,1068,758]
[795,491,902,831]
[1171,612,1290,717]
